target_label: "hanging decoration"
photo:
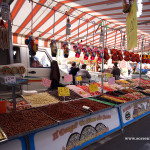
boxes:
[118,50,123,61]
[104,48,110,61]
[63,42,69,58]
[84,19,90,60]
[124,51,130,61]
[25,1,38,56]
[135,54,140,63]
[123,0,133,13]
[25,36,38,56]
[50,7,57,57]
[96,48,102,62]
[63,12,70,58]
[90,22,96,60]
[73,19,82,58]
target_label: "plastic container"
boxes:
[0,100,6,114]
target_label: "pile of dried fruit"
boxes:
[38,102,85,121]
[0,109,56,137]
[23,92,59,107]
[67,99,109,112]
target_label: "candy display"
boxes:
[67,99,110,112]
[0,109,56,137]
[77,84,101,96]
[23,92,59,107]
[67,85,91,98]
[37,102,85,121]
[48,90,82,101]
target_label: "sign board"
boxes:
[4,76,16,84]
[58,87,70,97]
[30,107,120,150]
[121,98,150,126]
[89,84,99,93]
[64,75,73,82]
[126,0,137,50]
[76,76,82,82]
[41,78,52,88]
[108,77,115,85]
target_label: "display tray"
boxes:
[66,99,111,113]
[37,102,87,122]
[48,89,82,101]
[0,108,57,138]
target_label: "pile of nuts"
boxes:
[38,102,85,121]
[23,92,59,107]
[0,109,56,137]
[67,99,109,112]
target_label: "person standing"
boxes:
[69,62,79,85]
[77,64,91,83]
[111,62,120,80]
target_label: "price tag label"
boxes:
[64,75,73,82]
[89,84,99,93]
[4,76,16,84]
[76,76,82,81]
[41,78,52,88]
[58,87,70,96]
[108,77,115,85]
[106,73,112,78]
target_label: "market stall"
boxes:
[0,0,150,150]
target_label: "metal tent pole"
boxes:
[8,17,13,64]
[101,21,105,95]
[139,37,144,86]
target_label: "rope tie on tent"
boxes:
[114,30,117,49]
[78,19,80,44]
[120,31,122,49]
[93,22,95,48]
[52,7,56,40]
[86,19,89,46]
[31,0,33,36]
[105,25,107,48]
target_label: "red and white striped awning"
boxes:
[10,0,150,52]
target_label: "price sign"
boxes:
[76,76,82,81]
[41,78,52,88]
[64,75,73,82]
[106,73,113,78]
[108,77,115,85]
[89,84,99,93]
[58,87,70,96]
[4,76,16,84]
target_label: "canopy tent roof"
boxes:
[10,0,150,52]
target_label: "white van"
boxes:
[0,45,67,94]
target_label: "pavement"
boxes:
[83,114,150,150]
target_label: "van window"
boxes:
[13,46,21,63]
[30,51,51,68]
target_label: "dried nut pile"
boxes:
[23,92,59,107]
[0,109,56,137]
[38,102,85,121]
[67,99,109,112]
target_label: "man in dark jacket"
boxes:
[69,62,79,85]
[111,62,120,80]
